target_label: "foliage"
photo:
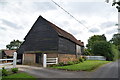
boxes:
[73,61,80,64]
[110,33,120,45]
[58,62,65,66]
[111,44,120,60]
[6,40,22,50]
[86,34,106,50]
[11,68,18,73]
[84,48,93,55]
[2,73,36,80]
[79,57,84,62]
[67,61,74,65]
[82,56,87,61]
[110,33,120,52]
[51,60,111,71]
[91,41,115,61]
[2,67,8,76]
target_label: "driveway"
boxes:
[17,60,119,78]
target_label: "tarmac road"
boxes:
[17,60,119,78]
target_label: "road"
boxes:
[17,60,119,78]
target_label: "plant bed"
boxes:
[50,60,111,71]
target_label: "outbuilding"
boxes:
[17,16,84,65]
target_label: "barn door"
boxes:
[36,53,43,64]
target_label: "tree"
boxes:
[92,41,114,61]
[86,34,107,50]
[6,40,22,50]
[110,33,120,45]
[110,33,120,58]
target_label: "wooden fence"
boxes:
[0,52,17,69]
[43,54,58,67]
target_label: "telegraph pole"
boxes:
[106,0,120,33]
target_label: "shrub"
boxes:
[58,62,65,66]
[67,61,74,65]
[11,68,18,73]
[73,61,80,64]
[2,67,8,76]
[82,56,87,61]
[79,57,84,62]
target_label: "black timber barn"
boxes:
[17,16,84,65]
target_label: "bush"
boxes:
[58,62,65,66]
[67,61,74,65]
[82,56,87,61]
[79,57,84,62]
[73,61,80,64]
[2,67,8,76]
[11,68,18,73]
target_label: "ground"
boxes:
[17,60,119,78]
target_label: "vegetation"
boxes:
[6,40,22,50]
[110,33,120,58]
[11,68,18,73]
[2,73,36,80]
[51,60,111,71]
[92,41,114,61]
[84,48,92,56]
[2,67,8,76]
[85,34,120,61]
[1,67,36,80]
[86,34,106,50]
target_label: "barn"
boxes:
[17,16,84,65]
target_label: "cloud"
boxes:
[32,2,57,12]
[100,21,116,29]
[106,28,118,34]
[0,26,6,31]
[1,19,23,29]
[89,28,100,33]
[0,1,117,49]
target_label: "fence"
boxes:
[43,54,58,67]
[86,56,106,60]
[0,52,17,69]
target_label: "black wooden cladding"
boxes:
[17,16,84,55]
[17,16,58,54]
[58,36,76,54]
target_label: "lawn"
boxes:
[51,60,111,71]
[2,73,36,80]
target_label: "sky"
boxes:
[0,0,118,49]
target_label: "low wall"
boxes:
[58,54,78,63]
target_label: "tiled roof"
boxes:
[46,17,84,46]
[3,50,16,56]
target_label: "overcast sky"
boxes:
[0,0,118,49]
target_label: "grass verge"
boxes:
[2,72,36,80]
[51,60,111,71]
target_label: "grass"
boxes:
[51,60,111,71]
[2,73,37,80]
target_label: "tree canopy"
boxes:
[92,41,114,61]
[110,33,120,51]
[6,40,22,50]
[86,34,107,50]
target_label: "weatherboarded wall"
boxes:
[58,37,76,54]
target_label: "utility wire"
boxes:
[51,0,95,33]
